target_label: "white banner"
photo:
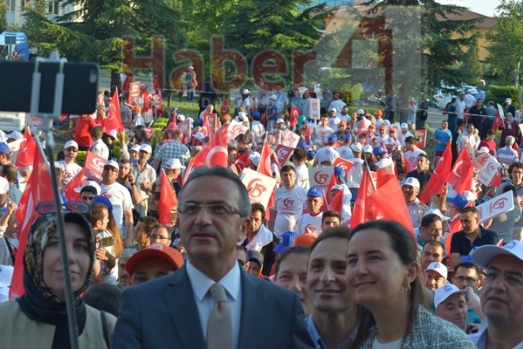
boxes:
[478,190,514,222]
[476,156,499,186]
[240,168,277,208]
[308,166,334,192]
[310,98,321,120]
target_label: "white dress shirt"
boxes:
[186,260,242,349]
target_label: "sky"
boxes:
[436,0,501,17]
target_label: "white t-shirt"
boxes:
[90,139,110,160]
[295,164,310,190]
[57,160,82,186]
[376,157,395,174]
[294,212,323,237]
[314,146,340,164]
[327,117,341,132]
[100,182,134,238]
[404,149,426,173]
[313,125,334,145]
[346,158,364,188]
[274,186,307,239]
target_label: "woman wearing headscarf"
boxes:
[0,211,116,348]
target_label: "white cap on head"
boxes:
[104,159,119,171]
[357,109,364,115]
[5,131,23,140]
[269,94,277,100]
[131,144,141,152]
[140,144,152,153]
[402,177,420,189]
[477,146,490,154]
[401,123,408,129]
[424,208,450,221]
[177,114,186,121]
[472,240,523,267]
[242,89,250,95]
[329,107,337,112]
[425,262,448,279]
[64,140,79,150]
[194,132,205,140]
[249,152,261,167]
[165,158,185,170]
[434,284,463,309]
[463,191,476,202]
[363,144,373,153]
[276,118,284,124]
[351,142,363,152]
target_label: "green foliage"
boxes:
[486,0,523,84]
[0,1,7,33]
[462,43,483,85]
[487,84,519,107]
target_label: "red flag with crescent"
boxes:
[447,149,474,194]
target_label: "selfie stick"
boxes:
[30,52,80,349]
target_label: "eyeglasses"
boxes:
[454,276,477,284]
[151,234,170,241]
[65,148,78,152]
[485,268,523,287]
[36,201,90,215]
[178,203,242,216]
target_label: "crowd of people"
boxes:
[0,80,521,348]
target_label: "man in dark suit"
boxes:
[112,166,313,349]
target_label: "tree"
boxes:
[0,1,8,33]
[486,0,523,84]
[23,0,187,91]
[461,42,483,86]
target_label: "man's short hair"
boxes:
[119,158,131,166]
[417,153,429,161]
[453,262,481,279]
[423,239,444,251]
[293,148,306,162]
[280,165,296,174]
[138,216,159,236]
[251,202,266,218]
[275,246,310,276]
[485,129,495,136]
[309,226,351,253]
[81,185,98,196]
[421,214,442,228]
[91,125,104,139]
[151,223,170,234]
[509,162,523,174]
[460,206,478,215]
[1,164,17,183]
[180,166,251,218]
[321,210,341,224]
[405,136,416,145]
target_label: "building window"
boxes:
[20,0,31,8]
[48,1,60,14]
[7,0,16,11]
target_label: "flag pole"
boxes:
[363,157,377,191]
[30,52,80,349]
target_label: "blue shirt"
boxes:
[433,128,452,151]
[306,315,351,349]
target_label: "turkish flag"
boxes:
[159,170,178,226]
[289,105,300,130]
[350,169,376,228]
[325,172,337,205]
[419,142,452,204]
[367,169,415,237]
[445,217,462,264]
[183,125,229,184]
[258,135,272,177]
[234,151,251,173]
[328,189,344,216]
[261,106,268,126]
[201,113,210,137]
[105,88,124,133]
[15,127,36,169]
[84,151,106,182]
[303,124,311,141]
[447,149,474,194]
[11,145,55,298]
[63,168,88,202]
[333,158,355,178]
[221,99,230,116]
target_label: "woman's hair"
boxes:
[348,220,423,348]
[89,203,123,258]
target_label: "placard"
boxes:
[310,98,321,120]
[308,166,334,192]
[476,156,499,186]
[240,168,277,208]
[477,190,514,222]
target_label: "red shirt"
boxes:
[75,115,96,148]
[477,139,496,156]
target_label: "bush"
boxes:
[487,85,519,108]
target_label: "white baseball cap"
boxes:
[357,109,364,115]
[177,114,186,121]
[434,284,463,309]
[402,177,420,189]
[472,240,523,267]
[424,208,450,221]
[329,107,337,112]
[194,132,205,141]
[477,146,490,154]
[425,262,448,279]
[5,131,23,140]
[140,144,152,153]
[363,144,373,153]
[104,160,119,171]
[249,152,261,167]
[351,142,363,152]
[276,118,284,124]
[242,89,250,95]
[400,123,408,129]
[165,158,185,170]
[269,94,277,100]
[131,144,141,152]
[64,140,78,150]
[74,180,101,194]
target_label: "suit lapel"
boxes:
[164,266,206,349]
[237,271,266,349]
